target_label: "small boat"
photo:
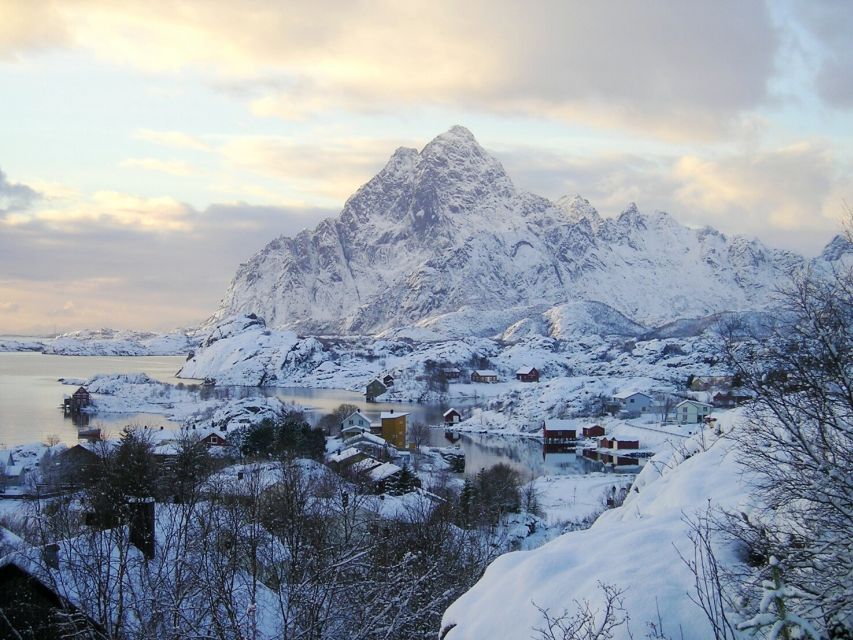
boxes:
[78,427,101,440]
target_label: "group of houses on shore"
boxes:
[325,409,419,493]
[365,365,544,398]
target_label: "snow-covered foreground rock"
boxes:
[0,328,197,355]
[68,373,297,431]
[441,413,753,639]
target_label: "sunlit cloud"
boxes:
[134,128,211,151]
[0,0,784,139]
[2,190,195,232]
[119,157,197,176]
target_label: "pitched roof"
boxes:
[368,462,403,482]
[327,447,363,464]
[443,408,460,417]
[544,418,578,430]
[473,369,498,377]
[675,399,712,409]
[516,366,537,375]
[613,391,654,401]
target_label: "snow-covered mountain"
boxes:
[211,125,850,335]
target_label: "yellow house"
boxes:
[380,410,409,449]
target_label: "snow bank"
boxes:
[441,413,755,639]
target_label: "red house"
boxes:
[614,439,639,450]
[443,408,462,424]
[543,419,577,443]
[516,366,540,382]
[599,437,639,450]
[201,431,227,447]
[582,425,605,438]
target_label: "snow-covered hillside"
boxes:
[441,412,754,639]
[210,126,850,335]
[0,329,198,355]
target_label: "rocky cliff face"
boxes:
[210,126,849,336]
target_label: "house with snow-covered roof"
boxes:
[443,408,462,424]
[515,366,539,382]
[613,391,655,417]
[471,370,498,383]
[365,379,387,402]
[340,410,372,437]
[542,419,578,442]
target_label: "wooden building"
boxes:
[0,558,104,640]
[63,386,91,413]
[365,379,388,402]
[543,419,577,443]
[382,374,395,387]
[443,408,462,425]
[582,424,605,438]
[471,369,498,383]
[380,410,409,449]
[515,366,540,382]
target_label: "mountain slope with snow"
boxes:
[210,126,850,336]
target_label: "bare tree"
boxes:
[719,254,853,636]
[533,583,630,640]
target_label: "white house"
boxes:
[674,399,713,424]
[613,391,655,417]
[340,410,372,437]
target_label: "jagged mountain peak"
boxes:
[210,126,841,335]
[820,234,853,262]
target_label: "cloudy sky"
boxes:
[1,0,851,334]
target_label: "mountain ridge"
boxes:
[210,126,849,336]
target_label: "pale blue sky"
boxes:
[0,0,850,333]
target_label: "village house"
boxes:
[613,391,655,418]
[582,424,606,438]
[327,447,370,472]
[340,410,372,437]
[674,399,713,424]
[543,419,577,443]
[343,431,391,459]
[471,369,498,383]
[515,366,540,382]
[366,462,405,494]
[56,444,100,486]
[711,391,752,409]
[0,556,106,638]
[365,379,388,402]
[598,437,640,450]
[443,408,462,425]
[382,374,395,387]
[63,386,91,413]
[442,367,461,380]
[380,410,409,449]
[199,430,228,447]
[690,376,733,391]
